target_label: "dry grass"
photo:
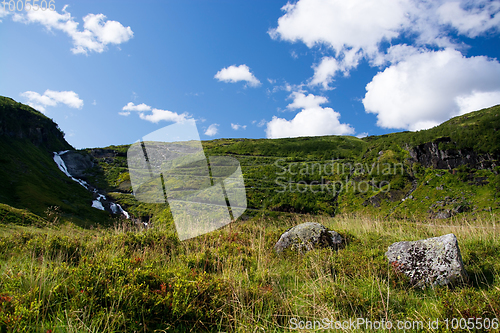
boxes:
[0,213,498,332]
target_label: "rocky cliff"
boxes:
[0,96,72,153]
[410,137,497,170]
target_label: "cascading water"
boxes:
[53,151,130,219]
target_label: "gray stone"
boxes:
[274,222,343,254]
[386,233,468,288]
[409,137,497,170]
[59,150,93,178]
[435,209,452,219]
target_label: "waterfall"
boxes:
[53,151,130,219]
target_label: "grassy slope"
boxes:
[0,97,113,227]
[0,98,499,331]
[0,214,498,332]
[96,105,500,224]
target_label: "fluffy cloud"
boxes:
[437,1,500,38]
[204,124,219,136]
[269,0,500,131]
[269,0,411,60]
[286,92,328,110]
[119,102,152,116]
[308,50,362,90]
[309,57,340,90]
[231,123,247,130]
[214,65,261,87]
[139,109,189,124]
[21,90,83,112]
[266,92,354,138]
[363,48,500,130]
[120,102,189,123]
[271,0,500,77]
[12,7,133,54]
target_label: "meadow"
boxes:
[0,211,498,332]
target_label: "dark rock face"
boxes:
[0,97,71,152]
[274,222,343,253]
[410,137,496,170]
[362,195,381,207]
[59,151,94,178]
[386,233,468,288]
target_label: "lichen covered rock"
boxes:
[386,233,468,287]
[274,222,343,254]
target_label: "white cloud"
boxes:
[139,108,189,124]
[437,1,500,38]
[455,91,500,114]
[266,92,354,138]
[286,92,328,110]
[269,0,411,61]
[363,48,500,130]
[214,64,261,87]
[204,124,219,136]
[231,123,247,130]
[12,7,133,54]
[356,132,369,139]
[120,102,189,123]
[21,89,83,113]
[122,102,152,112]
[270,0,500,72]
[309,57,340,90]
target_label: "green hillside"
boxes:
[0,97,499,332]
[87,104,499,224]
[1,96,499,228]
[0,97,115,226]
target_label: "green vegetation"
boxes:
[0,214,498,332]
[0,136,113,227]
[1,96,500,331]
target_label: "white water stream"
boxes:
[53,151,130,218]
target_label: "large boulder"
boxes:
[386,233,468,288]
[274,222,343,254]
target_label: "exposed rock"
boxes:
[274,222,343,254]
[410,137,496,170]
[54,150,129,218]
[386,233,468,287]
[58,150,94,178]
[468,177,489,186]
[435,209,452,219]
[362,194,381,207]
[452,205,469,214]
[0,96,71,152]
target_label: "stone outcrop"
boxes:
[274,222,343,253]
[0,96,71,152]
[58,150,94,179]
[409,137,496,170]
[386,233,468,287]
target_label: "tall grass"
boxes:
[0,213,499,332]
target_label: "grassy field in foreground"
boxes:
[0,213,499,332]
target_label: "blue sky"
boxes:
[1,0,500,149]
